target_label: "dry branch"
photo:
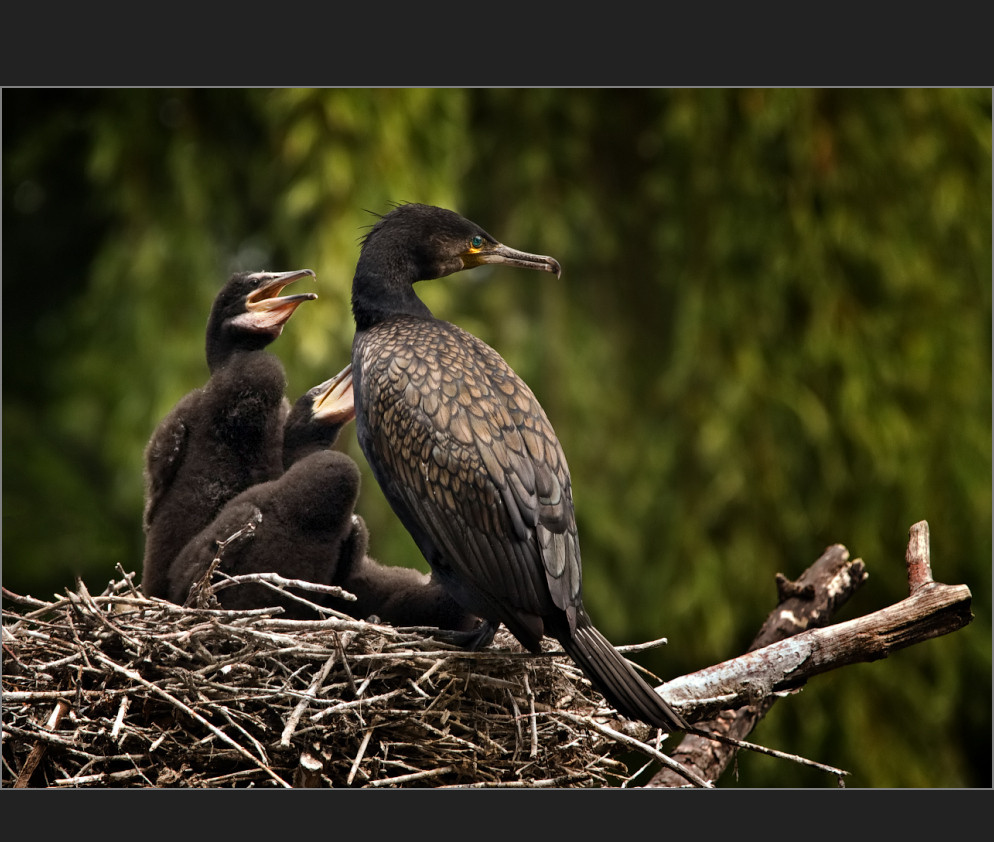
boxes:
[647,520,973,786]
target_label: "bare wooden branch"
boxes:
[906,520,934,594]
[647,520,973,786]
[662,578,971,717]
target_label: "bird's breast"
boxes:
[356,320,494,502]
[355,316,577,508]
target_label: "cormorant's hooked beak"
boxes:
[309,363,356,425]
[464,244,562,279]
[237,269,318,332]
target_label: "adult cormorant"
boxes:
[350,203,687,731]
[141,269,316,599]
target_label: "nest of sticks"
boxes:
[2,569,682,789]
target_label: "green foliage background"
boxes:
[3,88,990,788]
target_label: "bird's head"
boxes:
[207,269,317,369]
[352,203,562,330]
[360,203,562,284]
[283,363,356,469]
[306,362,356,425]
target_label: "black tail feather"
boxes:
[561,615,687,732]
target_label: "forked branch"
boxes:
[648,521,973,786]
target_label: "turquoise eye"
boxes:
[471,235,483,249]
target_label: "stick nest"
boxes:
[3,572,666,788]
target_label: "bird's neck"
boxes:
[351,265,434,332]
[206,331,274,373]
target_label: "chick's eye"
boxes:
[470,235,483,249]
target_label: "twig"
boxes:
[558,711,711,788]
[211,571,357,604]
[14,700,69,788]
[523,673,539,759]
[110,696,130,740]
[113,564,142,598]
[368,764,456,787]
[281,653,338,746]
[347,727,375,785]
